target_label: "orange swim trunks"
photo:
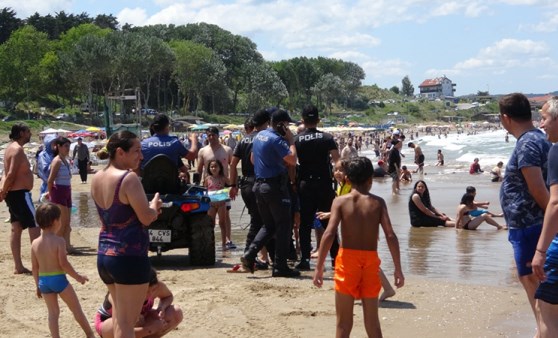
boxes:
[334,248,381,300]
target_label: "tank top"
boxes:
[96,171,148,256]
[54,158,72,186]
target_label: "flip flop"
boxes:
[226,264,249,273]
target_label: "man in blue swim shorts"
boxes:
[499,93,551,332]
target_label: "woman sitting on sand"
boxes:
[409,180,456,227]
[455,193,506,230]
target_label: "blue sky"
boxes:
[4,0,558,96]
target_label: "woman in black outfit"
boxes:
[409,180,455,227]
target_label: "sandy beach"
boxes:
[0,169,535,338]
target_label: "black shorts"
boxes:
[97,255,151,285]
[417,154,425,167]
[5,190,37,229]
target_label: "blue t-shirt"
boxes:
[141,134,188,170]
[546,143,558,246]
[252,128,290,179]
[500,129,551,229]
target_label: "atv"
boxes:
[141,154,215,266]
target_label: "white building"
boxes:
[418,76,456,99]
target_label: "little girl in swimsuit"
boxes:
[204,160,231,250]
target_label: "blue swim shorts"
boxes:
[38,272,69,294]
[97,254,151,285]
[508,224,542,276]
[535,239,558,304]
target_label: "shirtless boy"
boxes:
[313,157,404,338]
[31,202,94,338]
[0,123,41,274]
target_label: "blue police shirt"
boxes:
[141,134,188,170]
[500,129,551,229]
[252,128,290,179]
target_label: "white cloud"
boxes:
[431,2,462,17]
[528,12,558,32]
[117,8,149,27]
[3,0,71,17]
[479,38,548,56]
[429,39,550,78]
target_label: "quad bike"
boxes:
[141,154,215,266]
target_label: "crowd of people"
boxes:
[2,95,558,337]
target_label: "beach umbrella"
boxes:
[40,128,59,135]
[223,130,232,135]
[86,126,101,132]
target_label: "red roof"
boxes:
[529,94,554,103]
[419,78,442,87]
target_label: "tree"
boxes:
[244,62,288,112]
[93,14,119,30]
[390,86,400,94]
[312,73,343,115]
[0,26,52,104]
[477,90,489,96]
[170,40,216,113]
[401,75,414,97]
[0,7,23,44]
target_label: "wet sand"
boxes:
[0,170,536,337]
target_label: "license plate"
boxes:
[149,229,171,243]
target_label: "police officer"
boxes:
[141,114,198,174]
[229,110,270,269]
[241,109,300,277]
[295,104,340,270]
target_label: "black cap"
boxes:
[77,137,82,141]
[206,126,219,135]
[271,109,294,124]
[252,109,270,126]
[302,104,319,122]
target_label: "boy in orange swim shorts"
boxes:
[313,157,404,338]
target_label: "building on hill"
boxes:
[528,94,555,109]
[419,76,456,99]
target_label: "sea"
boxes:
[69,127,526,288]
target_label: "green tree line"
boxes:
[0,7,366,116]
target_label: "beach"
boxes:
[0,165,536,338]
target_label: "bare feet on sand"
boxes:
[14,267,31,275]
[380,288,396,302]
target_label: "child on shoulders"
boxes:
[31,202,94,338]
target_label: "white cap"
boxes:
[393,130,400,135]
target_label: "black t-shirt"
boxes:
[233,131,257,177]
[388,148,401,173]
[548,143,558,187]
[295,128,338,179]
